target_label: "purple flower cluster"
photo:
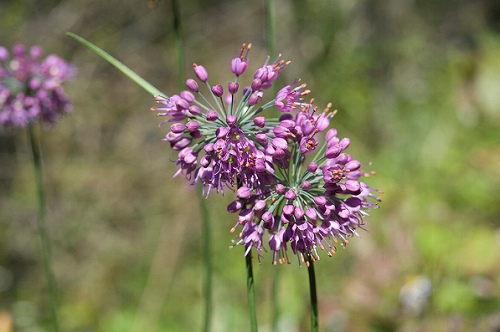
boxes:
[152,43,286,195]
[0,43,76,128]
[153,43,380,264]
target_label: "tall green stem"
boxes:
[307,258,318,332]
[265,1,279,330]
[170,1,212,330]
[271,265,280,332]
[246,249,258,332]
[198,184,212,332]
[265,0,277,62]
[172,0,185,88]
[27,124,60,332]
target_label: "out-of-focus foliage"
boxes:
[1,0,500,331]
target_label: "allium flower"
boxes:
[152,43,288,195]
[152,42,380,264]
[0,43,76,128]
[229,101,381,265]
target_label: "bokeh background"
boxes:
[1,0,500,331]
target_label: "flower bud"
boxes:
[307,162,318,172]
[276,184,285,194]
[253,116,265,128]
[272,137,288,150]
[228,82,239,94]
[326,128,338,141]
[226,115,237,126]
[200,155,211,167]
[193,64,208,82]
[345,160,361,171]
[227,200,243,213]
[170,122,186,133]
[251,78,262,91]
[283,204,294,215]
[183,151,197,164]
[180,90,195,102]
[285,189,296,200]
[216,127,229,139]
[211,84,223,97]
[314,196,327,206]
[188,105,201,116]
[190,130,202,139]
[294,206,305,219]
[186,120,199,132]
[256,133,268,143]
[305,208,317,221]
[231,57,248,76]
[301,181,312,190]
[254,200,267,211]
[236,186,251,199]
[186,78,199,92]
[206,110,218,121]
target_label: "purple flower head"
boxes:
[152,44,298,196]
[151,43,380,263]
[0,43,76,128]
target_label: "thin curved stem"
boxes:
[307,258,319,332]
[246,249,258,332]
[28,124,60,332]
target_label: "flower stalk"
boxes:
[307,258,318,332]
[169,3,214,331]
[198,183,213,332]
[246,247,258,332]
[28,124,60,332]
[264,2,280,329]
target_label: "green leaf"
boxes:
[66,32,165,97]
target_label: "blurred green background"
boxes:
[1,0,500,331]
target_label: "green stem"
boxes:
[307,258,319,332]
[27,124,60,332]
[172,0,185,89]
[198,184,212,332]
[271,265,280,332]
[265,0,278,118]
[246,249,258,332]
[265,1,279,329]
[169,2,213,331]
[265,0,277,62]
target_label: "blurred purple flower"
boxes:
[0,43,76,128]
